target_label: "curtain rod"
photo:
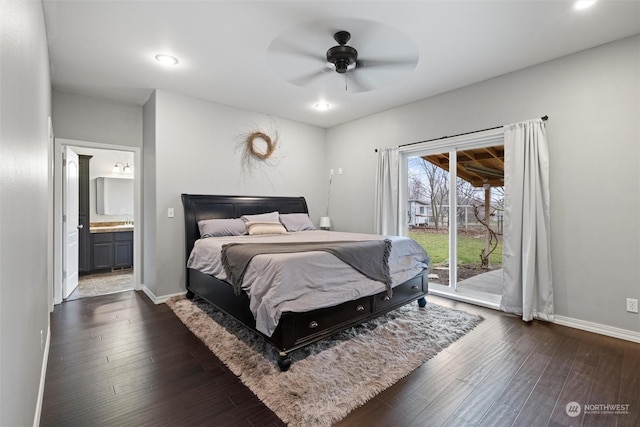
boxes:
[374,115,548,152]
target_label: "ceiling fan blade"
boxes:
[357,57,418,69]
[270,38,323,62]
[289,68,331,87]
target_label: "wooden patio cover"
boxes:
[420,146,504,188]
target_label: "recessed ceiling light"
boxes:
[574,0,596,10]
[155,54,179,65]
[315,103,330,111]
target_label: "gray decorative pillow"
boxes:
[279,213,315,232]
[240,211,279,223]
[198,218,247,238]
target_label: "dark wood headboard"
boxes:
[180,194,309,263]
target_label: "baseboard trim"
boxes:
[554,315,640,344]
[431,290,640,344]
[142,285,186,304]
[141,285,156,302]
[33,325,50,427]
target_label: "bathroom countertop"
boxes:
[90,222,134,233]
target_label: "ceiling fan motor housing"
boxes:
[326,31,358,74]
[327,45,358,73]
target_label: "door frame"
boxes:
[53,138,142,305]
[399,128,504,309]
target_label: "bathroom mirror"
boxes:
[96,177,133,215]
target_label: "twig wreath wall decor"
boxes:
[235,123,281,177]
[246,131,277,160]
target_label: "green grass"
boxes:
[409,230,503,267]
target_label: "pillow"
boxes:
[279,213,315,232]
[198,218,246,238]
[245,221,287,236]
[240,211,280,223]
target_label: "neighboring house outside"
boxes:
[408,199,430,227]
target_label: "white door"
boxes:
[63,146,80,299]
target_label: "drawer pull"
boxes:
[309,321,319,329]
[382,295,391,301]
[356,305,365,312]
[411,285,419,291]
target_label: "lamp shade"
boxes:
[319,216,331,230]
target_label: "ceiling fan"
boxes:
[271,28,419,92]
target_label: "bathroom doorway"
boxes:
[54,138,141,304]
[68,146,134,300]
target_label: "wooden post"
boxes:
[484,185,491,268]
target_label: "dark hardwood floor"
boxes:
[41,291,640,427]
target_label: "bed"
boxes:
[181,194,429,370]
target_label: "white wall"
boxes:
[52,90,143,147]
[0,1,52,425]
[143,90,327,297]
[326,35,640,333]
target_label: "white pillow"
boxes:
[240,211,279,223]
[245,221,287,235]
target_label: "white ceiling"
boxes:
[42,1,640,128]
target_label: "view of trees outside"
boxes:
[407,154,504,289]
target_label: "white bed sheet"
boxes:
[187,230,429,336]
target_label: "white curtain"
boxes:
[374,147,400,235]
[501,119,554,321]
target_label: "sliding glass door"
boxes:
[400,129,504,306]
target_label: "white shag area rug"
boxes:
[166,296,483,427]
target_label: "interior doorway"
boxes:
[53,138,142,305]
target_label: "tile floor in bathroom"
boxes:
[67,269,134,300]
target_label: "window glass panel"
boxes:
[455,146,504,296]
[408,153,450,287]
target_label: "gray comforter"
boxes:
[221,239,393,296]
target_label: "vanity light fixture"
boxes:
[574,0,596,10]
[155,53,179,65]
[113,162,131,173]
[315,103,330,111]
